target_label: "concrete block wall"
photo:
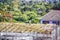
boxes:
[57,27,60,40]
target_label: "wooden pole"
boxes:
[1,10,6,22]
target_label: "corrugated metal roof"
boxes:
[41,10,60,21]
[0,23,56,34]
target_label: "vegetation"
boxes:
[0,0,53,23]
[52,2,60,10]
[0,0,58,35]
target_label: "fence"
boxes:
[0,29,57,40]
[0,23,58,40]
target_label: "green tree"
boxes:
[0,0,52,23]
[53,2,60,10]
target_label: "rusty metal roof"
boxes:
[0,23,56,34]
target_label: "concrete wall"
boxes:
[0,32,56,40]
[57,26,60,40]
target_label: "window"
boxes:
[43,21,49,24]
[1,39,9,40]
[7,39,9,40]
[21,39,25,40]
[53,21,59,25]
[1,39,5,40]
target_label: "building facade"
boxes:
[40,10,60,25]
[40,10,60,40]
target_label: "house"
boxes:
[40,10,60,25]
[40,10,60,40]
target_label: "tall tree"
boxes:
[12,0,19,11]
